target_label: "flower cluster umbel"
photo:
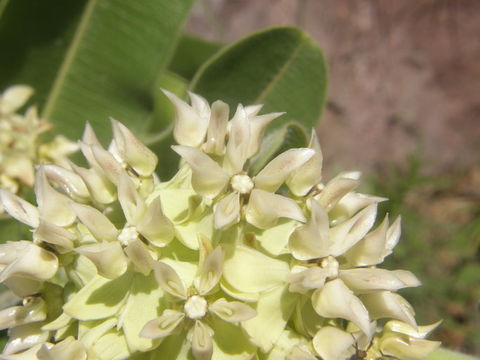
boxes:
[0,90,440,360]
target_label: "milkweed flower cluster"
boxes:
[0,90,440,360]
[0,86,78,209]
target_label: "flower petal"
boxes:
[288,267,328,294]
[315,171,361,211]
[172,145,229,198]
[90,144,126,185]
[70,164,116,204]
[136,196,174,247]
[117,173,144,225]
[140,310,185,339]
[196,247,223,295]
[70,203,118,242]
[35,168,76,227]
[209,298,256,323]
[361,291,417,329]
[42,165,89,200]
[254,148,315,192]
[124,239,155,276]
[3,323,48,355]
[0,190,39,228]
[384,320,442,339]
[37,337,87,360]
[247,112,283,158]
[224,105,250,174]
[246,189,305,229]
[204,100,229,155]
[286,130,323,196]
[0,298,46,331]
[328,203,377,256]
[0,85,33,114]
[380,333,440,360]
[311,279,371,335]
[339,268,421,293]
[34,220,75,252]
[111,119,158,176]
[153,261,187,299]
[163,90,208,147]
[214,192,240,230]
[191,320,214,360]
[75,242,128,279]
[222,245,290,294]
[289,200,330,260]
[312,326,355,360]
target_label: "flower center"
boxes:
[117,226,138,246]
[321,256,339,278]
[230,174,254,194]
[184,295,208,320]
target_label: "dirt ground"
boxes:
[186,0,480,176]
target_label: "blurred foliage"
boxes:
[364,155,480,356]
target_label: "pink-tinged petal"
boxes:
[153,261,187,299]
[90,144,126,186]
[172,145,229,197]
[117,173,144,225]
[224,105,250,174]
[34,220,75,252]
[246,189,305,229]
[254,148,315,193]
[140,310,185,339]
[209,298,256,323]
[204,100,229,155]
[191,320,213,360]
[196,247,223,295]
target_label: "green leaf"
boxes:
[168,34,223,80]
[0,0,86,106]
[426,348,478,360]
[41,0,194,143]
[191,27,327,132]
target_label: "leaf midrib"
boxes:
[42,0,97,119]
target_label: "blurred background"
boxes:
[187,0,479,355]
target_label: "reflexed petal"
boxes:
[37,337,87,360]
[191,320,213,360]
[35,168,75,227]
[316,171,361,211]
[339,268,420,293]
[0,298,46,330]
[330,192,387,224]
[34,220,75,252]
[90,144,126,185]
[224,105,250,174]
[386,216,402,252]
[312,326,355,360]
[209,298,256,323]
[286,131,323,196]
[0,190,39,228]
[384,320,442,339]
[153,261,187,299]
[163,90,208,147]
[361,291,417,329]
[289,200,330,260]
[75,242,128,279]
[118,173,144,225]
[137,196,174,247]
[311,279,371,335]
[222,245,289,294]
[70,203,118,242]
[380,333,440,360]
[63,273,132,321]
[246,189,305,229]
[70,164,116,204]
[254,148,315,192]
[42,165,89,200]
[0,85,33,114]
[242,285,297,352]
[140,310,185,339]
[345,215,389,266]
[204,100,229,155]
[328,204,377,256]
[0,242,58,282]
[111,119,158,176]
[124,239,155,276]
[172,145,229,197]
[196,247,223,295]
[247,112,284,158]
[3,322,48,355]
[0,344,43,360]
[288,267,328,294]
[214,192,240,230]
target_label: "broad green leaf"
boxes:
[168,34,223,80]
[0,0,86,106]
[191,27,327,132]
[42,0,194,143]
[426,348,478,360]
